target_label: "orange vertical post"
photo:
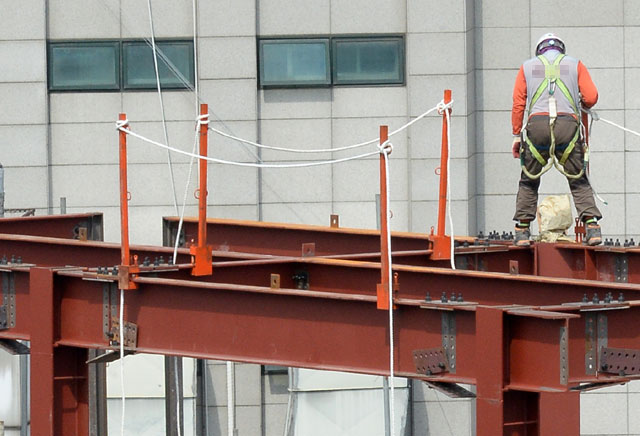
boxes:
[429,90,452,261]
[437,89,452,236]
[377,125,390,310]
[191,104,213,276]
[119,113,130,268]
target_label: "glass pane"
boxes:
[123,41,194,89]
[49,43,119,90]
[334,39,403,84]
[260,40,329,87]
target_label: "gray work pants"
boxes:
[513,114,602,222]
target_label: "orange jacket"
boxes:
[511,60,598,136]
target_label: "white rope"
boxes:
[118,125,379,168]
[147,0,180,215]
[378,140,395,436]
[207,103,447,154]
[119,288,126,436]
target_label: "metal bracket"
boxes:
[442,312,456,374]
[103,282,137,349]
[614,254,628,283]
[413,347,449,375]
[585,312,608,375]
[270,274,280,289]
[0,272,16,330]
[301,243,315,257]
[560,325,568,385]
[600,347,640,375]
[292,270,309,290]
[455,255,468,270]
[330,214,339,228]
[110,316,138,349]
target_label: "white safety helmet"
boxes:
[535,33,566,55]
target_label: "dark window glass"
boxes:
[259,39,330,87]
[123,41,194,89]
[48,42,120,90]
[333,38,404,85]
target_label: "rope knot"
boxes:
[436,99,453,115]
[378,141,393,156]
[116,119,129,130]
[197,113,210,125]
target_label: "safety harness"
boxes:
[521,54,587,180]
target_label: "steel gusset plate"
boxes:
[600,347,640,375]
[413,347,449,375]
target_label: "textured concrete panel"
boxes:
[589,151,625,193]
[264,403,287,436]
[209,164,258,205]
[199,79,258,121]
[476,194,518,234]
[127,204,189,245]
[408,33,467,76]
[2,166,47,210]
[625,69,640,110]
[413,397,473,435]
[625,0,640,25]
[530,0,623,27]
[476,27,529,70]
[332,87,407,119]
[586,110,625,152]
[475,0,529,28]
[586,193,623,236]
[624,26,640,68]
[408,115,468,159]
[0,83,46,125]
[331,0,405,34]
[121,0,193,38]
[50,92,122,123]
[625,151,640,193]
[475,69,519,112]
[122,91,195,122]
[51,122,117,165]
[0,0,45,40]
[407,0,465,33]
[199,37,256,80]
[580,392,628,435]
[588,68,624,111]
[261,165,331,203]
[332,116,408,160]
[476,111,512,154]
[198,0,255,37]
[205,361,228,407]
[211,204,259,221]
[235,364,262,406]
[258,0,330,35]
[209,120,260,161]
[49,0,119,39]
[624,110,640,151]
[0,125,47,167]
[236,405,262,435]
[626,194,640,238]
[530,27,624,69]
[259,89,332,120]
[0,41,45,82]
[475,152,520,196]
[411,158,469,201]
[411,199,469,235]
[260,118,332,162]
[261,202,332,226]
[408,74,468,116]
[333,158,408,202]
[332,201,378,230]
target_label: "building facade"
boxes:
[2,0,640,434]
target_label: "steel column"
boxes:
[475,306,504,436]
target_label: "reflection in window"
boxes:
[259,39,330,87]
[333,38,404,85]
[123,41,194,89]
[48,42,120,91]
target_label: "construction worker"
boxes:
[511,33,602,246]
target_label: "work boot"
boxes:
[514,226,531,247]
[585,222,602,246]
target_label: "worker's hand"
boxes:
[512,136,521,159]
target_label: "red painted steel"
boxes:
[191,104,213,276]
[118,113,130,268]
[437,90,451,237]
[378,125,390,310]
[0,213,103,240]
[475,306,504,436]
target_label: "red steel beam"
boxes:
[0,213,103,240]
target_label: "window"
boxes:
[333,37,404,85]
[258,36,404,88]
[48,42,120,91]
[48,40,194,92]
[123,41,194,90]
[259,39,330,87]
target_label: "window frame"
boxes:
[47,39,195,93]
[47,41,121,92]
[258,38,331,89]
[331,36,405,86]
[122,39,195,91]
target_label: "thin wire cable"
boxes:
[380,143,395,435]
[119,126,379,168]
[173,126,200,264]
[147,0,179,215]
[207,104,445,154]
[120,288,126,436]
